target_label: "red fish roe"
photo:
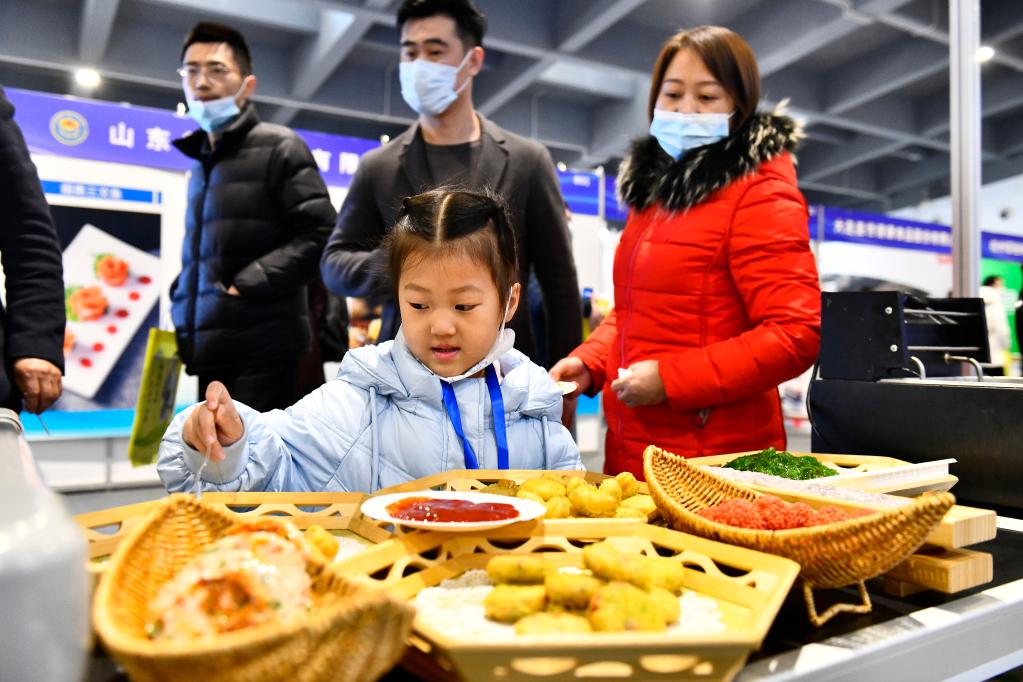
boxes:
[700,495,871,530]
[698,498,767,530]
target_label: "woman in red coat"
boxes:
[551,26,820,479]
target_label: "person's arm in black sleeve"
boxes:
[231,135,337,300]
[0,87,66,413]
[319,161,387,299]
[525,145,583,365]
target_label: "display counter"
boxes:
[85,517,1023,682]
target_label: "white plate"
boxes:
[62,224,161,399]
[360,491,546,532]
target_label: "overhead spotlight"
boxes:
[556,162,567,172]
[976,45,995,63]
[380,134,390,144]
[176,102,187,117]
[74,68,101,89]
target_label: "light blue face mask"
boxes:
[186,81,247,133]
[399,51,472,116]
[649,109,732,160]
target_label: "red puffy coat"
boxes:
[571,113,820,478]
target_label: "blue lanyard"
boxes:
[440,365,509,470]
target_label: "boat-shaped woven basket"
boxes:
[643,446,955,625]
[93,494,414,682]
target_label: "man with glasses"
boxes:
[320,0,581,368]
[171,22,335,411]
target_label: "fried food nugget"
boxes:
[303,525,339,562]
[486,555,547,585]
[484,584,547,622]
[517,490,545,504]
[569,486,618,518]
[599,478,623,502]
[540,472,566,484]
[515,611,592,636]
[620,494,656,516]
[614,506,647,519]
[615,471,640,499]
[642,557,686,594]
[648,587,680,624]
[565,477,592,495]
[588,582,666,632]
[544,495,572,519]
[480,480,519,497]
[582,541,628,581]
[520,477,567,501]
[545,572,603,610]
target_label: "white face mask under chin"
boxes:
[429,293,515,384]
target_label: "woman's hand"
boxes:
[549,357,592,431]
[182,381,245,461]
[610,360,666,408]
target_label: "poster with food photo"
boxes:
[51,206,161,409]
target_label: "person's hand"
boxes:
[549,357,592,432]
[226,285,241,296]
[182,381,244,461]
[13,358,63,414]
[610,360,666,408]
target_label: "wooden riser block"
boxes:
[884,547,993,594]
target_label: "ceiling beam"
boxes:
[272,9,373,125]
[79,0,121,64]
[139,0,321,33]
[477,0,643,117]
[821,39,946,114]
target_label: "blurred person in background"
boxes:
[980,275,1010,376]
[0,85,65,415]
[320,0,581,368]
[171,22,335,411]
[551,26,820,478]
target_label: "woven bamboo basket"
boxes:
[643,446,955,626]
[93,494,414,682]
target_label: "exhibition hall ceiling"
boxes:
[2,0,1023,212]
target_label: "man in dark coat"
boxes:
[0,85,65,414]
[171,23,336,411]
[320,0,581,367]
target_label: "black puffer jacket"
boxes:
[0,86,65,411]
[172,104,335,373]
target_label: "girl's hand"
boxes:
[610,360,666,408]
[549,357,592,432]
[182,381,245,461]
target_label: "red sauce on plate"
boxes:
[386,497,519,523]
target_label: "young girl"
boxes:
[158,188,582,493]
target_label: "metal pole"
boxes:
[949,0,982,298]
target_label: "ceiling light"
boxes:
[74,68,101,89]
[976,46,995,63]
[556,162,567,172]
[176,102,187,117]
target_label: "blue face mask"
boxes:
[649,109,732,160]
[399,51,472,116]
[186,81,246,133]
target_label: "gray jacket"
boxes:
[158,329,582,493]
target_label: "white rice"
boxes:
[411,568,725,640]
[707,467,911,508]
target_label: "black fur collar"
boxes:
[616,111,803,212]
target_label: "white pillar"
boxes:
[949,0,982,298]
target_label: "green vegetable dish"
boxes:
[723,448,838,480]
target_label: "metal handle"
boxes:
[944,353,984,381]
